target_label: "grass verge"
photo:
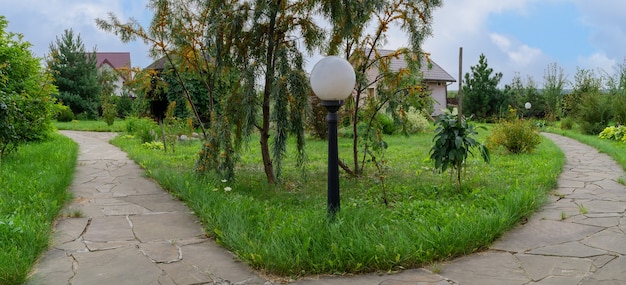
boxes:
[111,130,564,278]
[0,134,78,285]
[54,119,126,132]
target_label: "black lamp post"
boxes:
[309,56,356,217]
[525,102,532,120]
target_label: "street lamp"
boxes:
[524,102,532,119]
[309,56,356,216]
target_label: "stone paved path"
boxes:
[439,133,626,284]
[27,131,268,285]
[27,131,626,284]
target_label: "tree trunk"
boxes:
[351,96,361,176]
[259,0,280,185]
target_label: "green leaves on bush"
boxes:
[53,103,75,122]
[0,16,56,158]
[599,126,626,142]
[560,117,574,130]
[487,119,541,154]
[430,108,490,190]
[125,117,159,143]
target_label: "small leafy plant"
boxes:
[598,126,626,142]
[430,108,490,191]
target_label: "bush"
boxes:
[0,17,55,157]
[577,93,612,135]
[403,107,431,134]
[54,103,75,122]
[102,102,117,126]
[116,93,136,119]
[487,119,541,154]
[307,95,328,139]
[560,117,574,130]
[377,113,399,135]
[598,126,626,141]
[125,117,159,143]
[613,93,626,125]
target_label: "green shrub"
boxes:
[102,102,117,126]
[116,93,136,119]
[125,117,159,143]
[307,95,328,139]
[54,103,75,122]
[403,107,431,134]
[377,113,399,135]
[487,119,541,154]
[613,93,626,125]
[577,93,612,135]
[560,117,574,130]
[598,126,626,141]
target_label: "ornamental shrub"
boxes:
[598,126,626,141]
[487,119,541,154]
[403,107,431,134]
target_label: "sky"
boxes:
[3,0,626,90]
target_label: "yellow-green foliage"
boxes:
[487,119,541,154]
[598,126,626,142]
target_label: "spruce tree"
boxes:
[462,54,503,120]
[48,29,101,119]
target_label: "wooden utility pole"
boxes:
[458,47,463,122]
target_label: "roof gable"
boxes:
[376,49,456,82]
[95,52,131,70]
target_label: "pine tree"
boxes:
[462,54,503,119]
[48,29,101,119]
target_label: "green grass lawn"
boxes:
[54,119,126,132]
[0,134,78,285]
[110,127,565,277]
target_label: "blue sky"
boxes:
[3,0,626,89]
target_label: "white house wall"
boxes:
[429,82,447,116]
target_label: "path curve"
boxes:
[28,131,268,285]
[439,133,626,284]
[28,131,626,284]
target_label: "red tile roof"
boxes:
[95,52,131,70]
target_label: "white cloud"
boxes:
[490,34,511,51]
[577,52,616,74]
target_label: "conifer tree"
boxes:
[48,29,101,119]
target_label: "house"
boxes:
[94,52,132,96]
[365,49,456,116]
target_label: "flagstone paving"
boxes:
[27,131,626,284]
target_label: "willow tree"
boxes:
[98,0,324,184]
[320,0,443,176]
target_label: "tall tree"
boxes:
[462,53,503,119]
[47,29,101,119]
[321,0,442,176]
[542,62,568,120]
[97,0,323,184]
